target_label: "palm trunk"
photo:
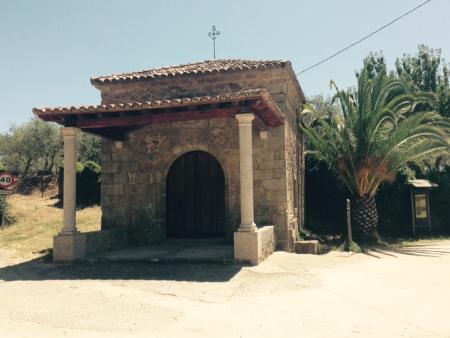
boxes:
[351,195,380,242]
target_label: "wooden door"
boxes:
[166,151,225,238]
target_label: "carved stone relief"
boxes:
[208,127,227,145]
[127,173,136,184]
[144,134,167,153]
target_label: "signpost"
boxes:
[0,172,15,190]
[0,172,16,228]
[408,179,437,235]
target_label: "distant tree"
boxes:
[78,132,101,164]
[362,45,450,118]
[357,52,389,79]
[0,117,62,176]
[306,95,342,119]
[395,45,450,118]
[0,117,102,178]
[360,46,450,169]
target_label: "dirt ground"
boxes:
[1,241,450,338]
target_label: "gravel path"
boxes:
[1,241,449,337]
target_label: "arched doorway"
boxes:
[166,151,225,238]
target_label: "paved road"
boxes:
[0,242,449,338]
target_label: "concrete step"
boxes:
[88,243,235,265]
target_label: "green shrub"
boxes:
[305,159,450,237]
[376,171,412,236]
[0,196,15,226]
[304,157,347,234]
[58,161,101,206]
[76,161,101,206]
[425,166,450,233]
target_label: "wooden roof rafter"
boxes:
[33,88,284,140]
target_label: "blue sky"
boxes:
[1,0,449,131]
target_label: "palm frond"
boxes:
[299,67,450,198]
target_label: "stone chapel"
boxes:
[34,59,306,264]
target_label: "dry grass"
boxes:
[0,193,101,259]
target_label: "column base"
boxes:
[237,223,257,232]
[53,232,86,263]
[234,225,275,265]
[59,229,80,235]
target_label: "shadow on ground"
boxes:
[0,256,242,283]
[362,243,450,259]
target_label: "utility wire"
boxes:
[297,0,432,75]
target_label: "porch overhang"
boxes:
[33,88,284,140]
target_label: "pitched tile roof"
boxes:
[33,88,273,115]
[33,88,285,128]
[91,59,291,85]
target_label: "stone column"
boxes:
[61,127,78,234]
[235,113,257,232]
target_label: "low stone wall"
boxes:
[234,225,275,265]
[84,229,127,256]
[294,240,319,255]
[53,229,127,263]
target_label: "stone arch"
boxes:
[165,150,226,238]
[163,144,230,184]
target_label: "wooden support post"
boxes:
[346,198,353,244]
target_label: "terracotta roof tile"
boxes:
[91,59,291,85]
[33,88,273,115]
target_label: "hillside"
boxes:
[0,193,101,260]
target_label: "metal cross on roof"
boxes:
[208,25,220,59]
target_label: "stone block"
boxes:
[114,173,128,184]
[295,240,319,255]
[101,184,113,195]
[112,152,122,161]
[102,162,114,173]
[135,173,150,184]
[53,233,87,263]
[274,151,285,160]
[104,162,122,174]
[123,161,139,172]
[209,118,229,127]
[84,229,127,256]
[272,168,285,178]
[262,178,286,191]
[101,195,112,207]
[113,184,124,195]
[234,226,275,265]
[172,120,207,129]
[100,152,111,162]
[84,231,109,256]
[101,173,114,185]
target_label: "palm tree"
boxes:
[299,68,450,241]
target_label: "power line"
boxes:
[297,0,432,75]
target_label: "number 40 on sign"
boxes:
[0,172,16,190]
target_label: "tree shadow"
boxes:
[0,255,243,283]
[15,175,55,195]
[48,196,99,211]
[362,243,450,259]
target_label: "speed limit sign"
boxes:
[0,172,15,189]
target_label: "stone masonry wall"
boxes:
[98,66,304,249]
[282,76,306,251]
[95,68,291,104]
[101,117,287,245]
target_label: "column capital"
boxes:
[61,127,79,137]
[235,113,255,124]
